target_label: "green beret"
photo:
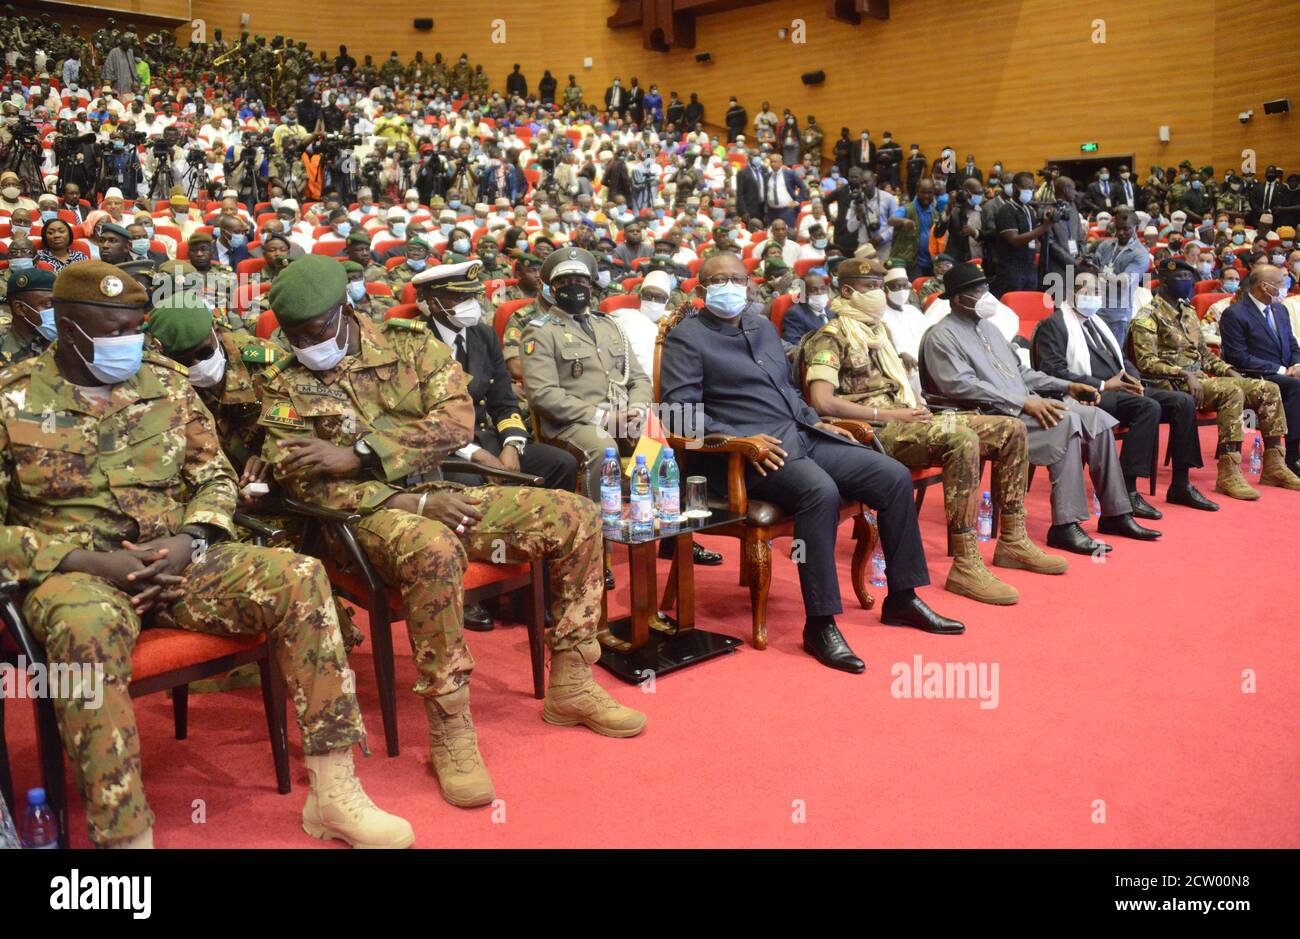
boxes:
[477,237,498,249]
[1178,160,1193,169]
[268,255,346,325]
[188,230,214,245]
[346,229,371,245]
[100,222,131,240]
[341,260,364,274]
[146,295,214,355]
[52,261,149,308]
[407,236,430,250]
[6,267,56,297]
[764,258,790,273]
[516,252,541,268]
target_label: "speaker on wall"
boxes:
[413,18,433,30]
[695,52,712,63]
[1263,98,1290,115]
[801,70,826,85]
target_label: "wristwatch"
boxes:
[505,439,526,456]
[354,437,379,470]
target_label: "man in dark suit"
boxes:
[1111,164,1138,210]
[1248,166,1287,228]
[1034,264,1217,513]
[604,78,626,114]
[762,153,808,229]
[213,214,253,270]
[780,272,832,345]
[850,131,875,174]
[413,260,580,630]
[480,150,528,204]
[1083,168,1117,215]
[735,154,767,224]
[1219,263,1300,473]
[956,154,983,187]
[659,253,964,674]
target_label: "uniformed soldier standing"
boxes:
[257,257,646,809]
[0,262,411,849]
[1130,258,1300,499]
[803,262,1066,605]
[0,268,57,366]
[522,247,653,503]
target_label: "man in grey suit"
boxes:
[920,263,1161,555]
[1039,175,1086,296]
[1090,208,1151,345]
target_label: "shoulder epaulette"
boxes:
[145,350,188,376]
[261,357,294,385]
[239,340,284,365]
[530,312,555,327]
[384,317,427,332]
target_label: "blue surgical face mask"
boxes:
[130,238,150,255]
[452,238,470,254]
[70,319,145,383]
[228,232,247,248]
[334,222,351,238]
[9,257,34,271]
[391,222,407,239]
[41,209,58,222]
[346,279,367,302]
[440,223,454,235]
[35,307,58,342]
[1018,189,1034,203]
[705,282,747,319]
[406,257,427,271]
[1232,234,1244,245]
[1191,180,1202,190]
[970,194,983,206]
[448,199,462,209]
[1222,280,1239,294]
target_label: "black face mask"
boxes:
[555,283,591,315]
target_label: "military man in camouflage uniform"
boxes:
[0,262,412,849]
[345,230,389,284]
[803,259,1066,604]
[562,75,584,109]
[1164,160,1193,215]
[0,268,56,367]
[344,260,398,321]
[495,253,544,309]
[1130,258,1300,499]
[475,236,510,284]
[379,51,404,87]
[384,235,432,293]
[800,117,824,170]
[258,257,646,809]
[1216,173,1251,216]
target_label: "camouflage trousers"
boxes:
[22,543,363,847]
[874,412,1029,532]
[1194,376,1287,447]
[351,485,603,701]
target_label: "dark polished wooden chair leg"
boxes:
[172,684,189,740]
[747,533,772,650]
[367,591,400,758]
[258,655,291,795]
[526,562,546,700]
[851,511,876,610]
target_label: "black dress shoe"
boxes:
[654,541,724,566]
[1046,522,1110,555]
[1128,491,1163,520]
[879,595,966,635]
[1166,483,1219,511]
[802,623,865,673]
[1096,514,1161,540]
[604,568,615,591]
[464,603,494,632]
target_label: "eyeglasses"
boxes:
[701,275,750,287]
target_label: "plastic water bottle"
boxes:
[977,491,993,541]
[656,448,681,521]
[870,541,887,587]
[1250,433,1264,477]
[599,447,622,526]
[20,788,58,849]
[630,455,654,534]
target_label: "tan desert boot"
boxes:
[106,828,154,848]
[944,529,1019,605]
[303,747,415,848]
[1215,452,1260,500]
[992,510,1069,574]
[543,639,647,737]
[427,686,495,807]
[1259,446,1300,490]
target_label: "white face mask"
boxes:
[973,292,999,320]
[807,293,828,312]
[188,339,227,387]
[640,299,667,321]
[448,297,483,329]
[887,288,911,307]
[292,309,348,371]
[1075,294,1103,317]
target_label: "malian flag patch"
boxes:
[263,403,307,428]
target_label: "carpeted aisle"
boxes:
[6,426,1298,848]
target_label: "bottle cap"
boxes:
[983,491,990,498]
[605,447,617,456]
[27,787,46,806]
[663,448,674,458]
[635,454,646,463]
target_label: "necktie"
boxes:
[1102,181,1109,196]
[1264,183,1274,209]
[454,332,467,368]
[1264,303,1278,337]
[1084,318,1117,370]
[573,311,596,343]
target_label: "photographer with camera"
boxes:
[95,127,145,201]
[143,124,198,200]
[1039,175,1086,293]
[836,167,897,260]
[48,118,97,196]
[227,128,274,205]
[990,171,1056,297]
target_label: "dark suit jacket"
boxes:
[1033,307,1134,389]
[1248,179,1286,221]
[479,164,528,203]
[780,302,831,345]
[850,138,875,169]
[458,322,533,451]
[215,241,252,269]
[736,166,767,222]
[1084,180,1117,214]
[659,306,840,460]
[1219,294,1300,374]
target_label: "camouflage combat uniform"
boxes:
[0,348,363,846]
[385,261,424,293]
[0,330,48,368]
[258,314,604,706]
[1130,295,1287,447]
[803,315,1029,531]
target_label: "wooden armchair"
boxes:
[652,306,877,651]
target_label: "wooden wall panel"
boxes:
[57,0,192,20]
[177,0,1296,173]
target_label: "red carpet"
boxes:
[7,426,1298,848]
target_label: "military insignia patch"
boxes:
[385,318,425,331]
[524,340,536,355]
[263,403,307,427]
[504,326,522,343]
[810,352,840,367]
[572,358,583,378]
[100,275,124,297]
[294,383,348,400]
[241,344,277,364]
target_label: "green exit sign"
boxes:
[1080,142,1099,152]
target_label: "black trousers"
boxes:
[728,431,929,618]
[1099,386,1202,478]
[991,260,1038,298]
[444,440,579,492]
[1262,373,1300,447]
